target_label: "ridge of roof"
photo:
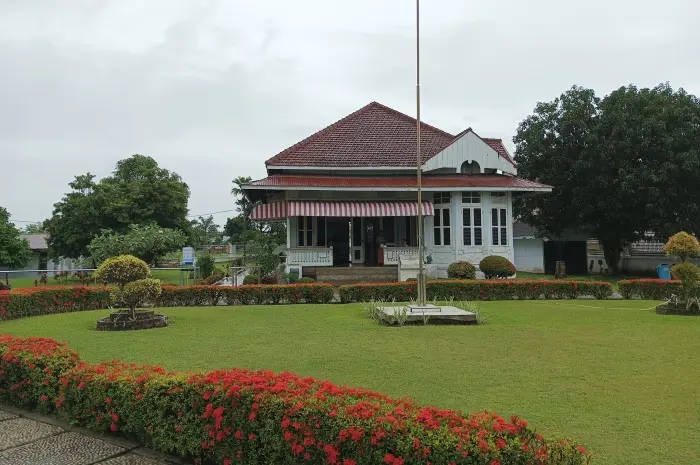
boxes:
[265,102,455,167]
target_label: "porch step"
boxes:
[314,267,398,286]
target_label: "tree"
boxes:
[191,215,220,246]
[23,223,45,234]
[45,155,190,259]
[223,216,247,244]
[88,223,187,265]
[0,207,32,270]
[231,176,255,222]
[246,230,282,278]
[664,232,700,263]
[514,84,700,273]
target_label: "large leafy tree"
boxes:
[45,155,190,259]
[0,207,32,270]
[515,83,700,273]
[88,223,187,266]
[191,215,220,246]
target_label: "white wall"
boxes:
[426,191,515,277]
[422,131,516,175]
[514,239,545,273]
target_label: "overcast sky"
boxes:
[1,0,698,228]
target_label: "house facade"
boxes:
[242,102,552,280]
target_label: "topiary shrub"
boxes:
[261,274,278,285]
[94,255,150,292]
[664,231,700,262]
[119,278,162,316]
[670,263,700,309]
[298,277,315,283]
[479,255,516,279]
[447,261,476,279]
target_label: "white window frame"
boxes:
[491,192,507,204]
[462,207,483,247]
[491,207,508,246]
[433,192,451,247]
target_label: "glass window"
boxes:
[434,207,451,246]
[297,216,314,247]
[491,208,508,246]
[462,192,481,204]
[491,192,507,204]
[433,192,451,204]
[462,208,482,247]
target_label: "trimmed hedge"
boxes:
[0,284,334,321]
[0,335,589,464]
[0,287,111,321]
[618,279,682,300]
[339,280,613,303]
[157,284,334,306]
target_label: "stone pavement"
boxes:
[0,405,189,465]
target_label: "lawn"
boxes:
[1,301,698,464]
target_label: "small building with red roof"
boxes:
[242,102,551,280]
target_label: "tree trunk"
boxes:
[601,239,623,275]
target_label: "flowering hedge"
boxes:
[618,279,682,300]
[157,283,334,306]
[0,284,334,321]
[339,280,613,303]
[0,287,111,321]
[0,335,589,464]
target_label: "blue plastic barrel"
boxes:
[656,264,671,280]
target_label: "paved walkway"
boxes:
[0,406,188,465]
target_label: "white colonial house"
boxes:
[242,102,552,282]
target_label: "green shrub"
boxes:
[664,231,700,262]
[94,255,150,291]
[201,272,225,285]
[479,255,516,279]
[0,287,111,321]
[447,261,476,279]
[339,280,613,302]
[298,277,315,283]
[197,254,217,278]
[243,274,259,285]
[157,283,334,306]
[0,334,589,465]
[618,279,682,300]
[670,263,700,303]
[120,278,162,313]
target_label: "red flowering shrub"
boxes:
[618,279,682,300]
[0,287,111,321]
[339,280,613,303]
[0,335,589,465]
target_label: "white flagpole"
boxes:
[416,0,426,305]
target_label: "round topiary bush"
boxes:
[447,261,477,279]
[479,255,516,279]
[664,232,700,262]
[298,277,315,283]
[120,278,162,313]
[670,262,700,303]
[95,255,150,291]
[243,274,259,285]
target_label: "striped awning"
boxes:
[249,201,434,220]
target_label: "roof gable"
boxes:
[265,102,455,168]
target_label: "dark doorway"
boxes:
[327,218,350,266]
[544,241,588,275]
[364,218,379,265]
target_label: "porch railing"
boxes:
[382,246,420,265]
[286,247,334,267]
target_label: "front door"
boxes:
[327,218,350,266]
[364,218,379,265]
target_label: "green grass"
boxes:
[1,301,698,464]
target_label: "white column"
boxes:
[506,192,515,262]
[286,217,291,249]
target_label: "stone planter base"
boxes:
[655,302,700,316]
[96,310,168,331]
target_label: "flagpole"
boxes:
[416,0,426,305]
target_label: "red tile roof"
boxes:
[265,102,516,168]
[247,174,550,190]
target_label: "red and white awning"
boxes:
[249,201,434,220]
